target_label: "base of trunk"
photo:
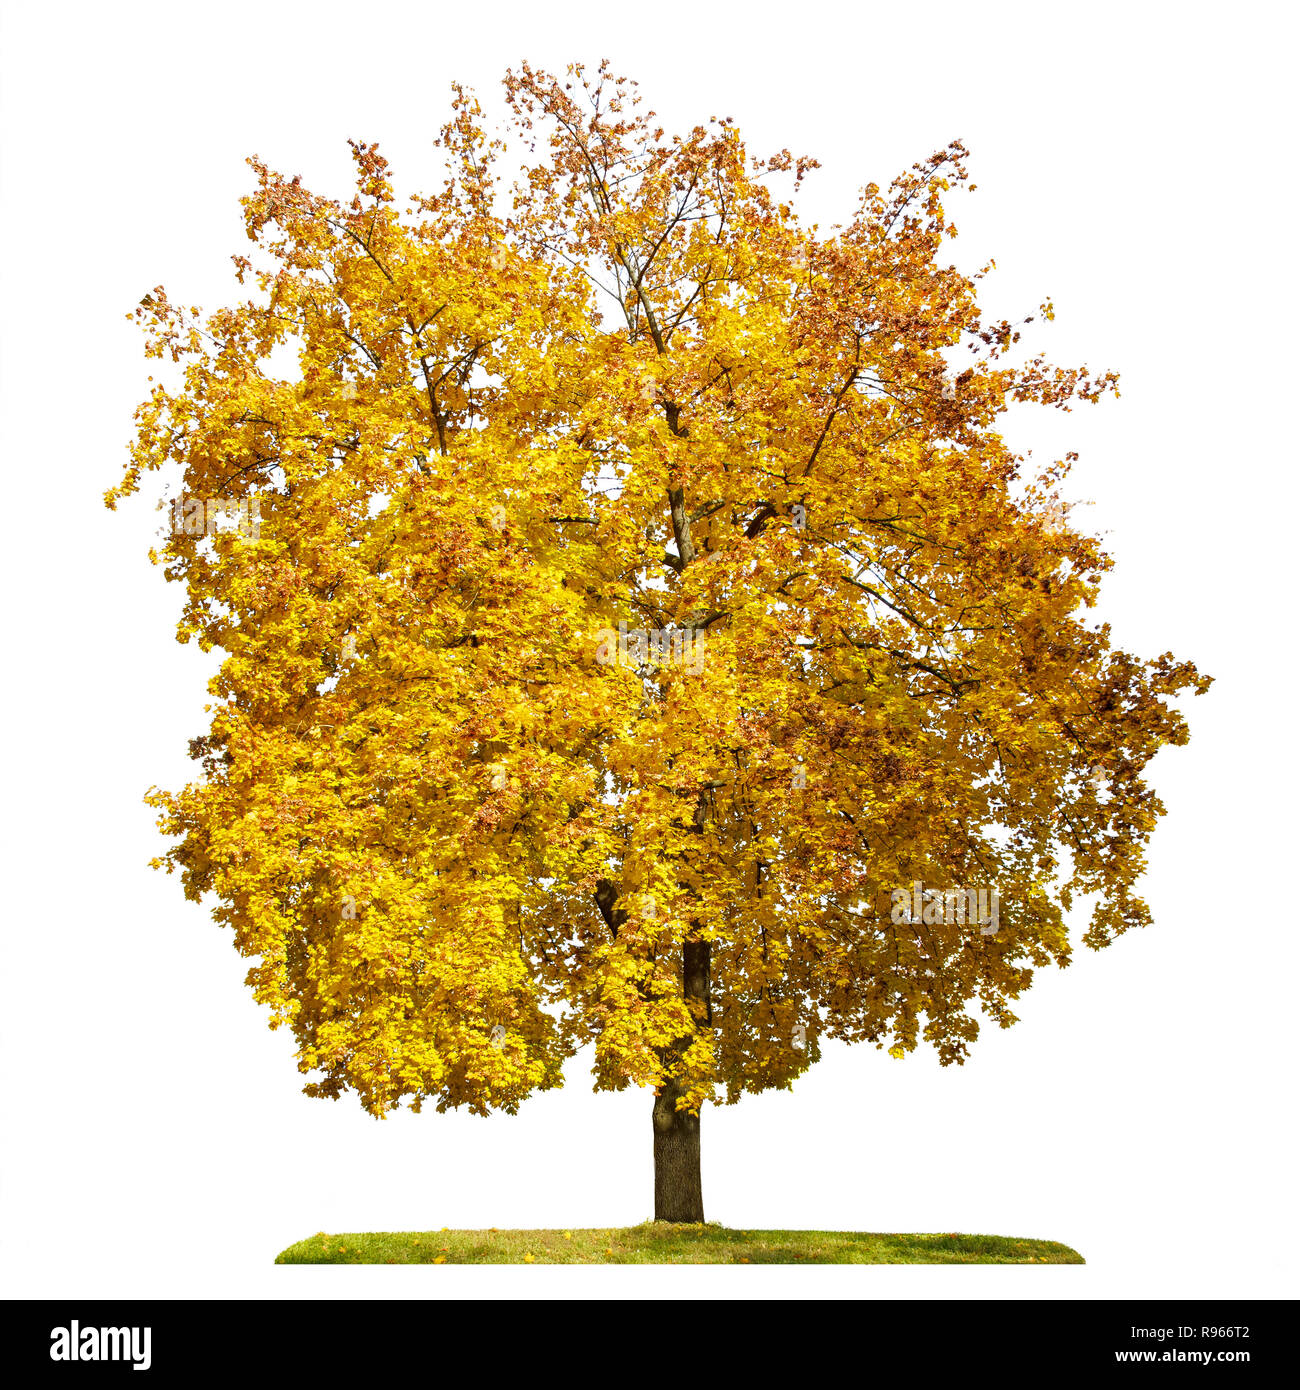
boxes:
[652,1081,704,1222]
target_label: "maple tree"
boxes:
[109,63,1209,1222]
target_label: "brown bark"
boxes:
[653,1074,703,1222]
[652,939,710,1222]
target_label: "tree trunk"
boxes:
[652,938,710,1222]
[653,1076,704,1222]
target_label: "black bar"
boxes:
[2,1299,1289,1375]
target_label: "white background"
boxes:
[1,0,1295,1301]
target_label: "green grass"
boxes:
[275,1223,1083,1265]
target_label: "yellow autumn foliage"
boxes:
[109,64,1208,1121]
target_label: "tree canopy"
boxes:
[110,62,1209,1128]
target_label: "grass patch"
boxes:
[276,1224,1084,1265]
